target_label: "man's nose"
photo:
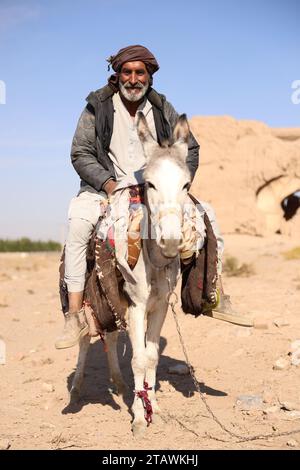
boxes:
[129,72,138,85]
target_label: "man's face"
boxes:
[119,61,149,102]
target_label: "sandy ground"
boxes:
[1,234,300,450]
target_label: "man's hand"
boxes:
[103,179,117,196]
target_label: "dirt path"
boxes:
[1,234,300,450]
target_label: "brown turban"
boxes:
[107,44,159,75]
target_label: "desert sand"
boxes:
[1,117,300,450]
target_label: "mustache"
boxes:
[123,81,145,89]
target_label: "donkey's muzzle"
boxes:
[159,238,182,258]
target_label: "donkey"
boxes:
[70,113,192,436]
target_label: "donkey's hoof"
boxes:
[132,420,147,438]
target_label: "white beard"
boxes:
[119,81,149,102]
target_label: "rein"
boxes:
[165,264,300,443]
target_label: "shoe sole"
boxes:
[206,310,253,327]
[55,325,89,350]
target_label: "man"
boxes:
[55,45,252,350]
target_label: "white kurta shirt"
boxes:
[108,92,157,186]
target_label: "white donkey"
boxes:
[71,113,193,436]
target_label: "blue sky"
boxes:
[0,0,299,241]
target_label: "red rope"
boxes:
[135,381,153,425]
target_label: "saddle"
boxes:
[59,190,218,338]
[180,205,219,316]
[59,234,126,338]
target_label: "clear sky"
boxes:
[0,0,299,241]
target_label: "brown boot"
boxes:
[55,309,89,349]
[205,293,254,327]
[203,276,253,327]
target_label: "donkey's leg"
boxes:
[106,330,128,396]
[145,298,168,419]
[70,334,91,401]
[128,304,147,436]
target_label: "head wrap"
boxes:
[107,44,159,74]
[106,44,159,91]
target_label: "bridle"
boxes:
[143,184,182,271]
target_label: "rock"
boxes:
[290,340,300,352]
[235,395,264,411]
[253,320,269,330]
[287,439,298,447]
[168,364,190,375]
[273,358,289,370]
[42,382,55,393]
[0,439,11,450]
[280,401,299,412]
[282,411,300,420]
[263,405,280,415]
[273,318,290,328]
[291,350,300,366]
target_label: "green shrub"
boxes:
[283,247,300,260]
[223,256,255,277]
[0,238,61,252]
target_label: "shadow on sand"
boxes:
[61,333,227,415]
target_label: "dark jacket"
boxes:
[71,85,200,195]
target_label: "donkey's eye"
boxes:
[183,182,191,191]
[147,182,156,190]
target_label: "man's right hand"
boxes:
[103,179,117,196]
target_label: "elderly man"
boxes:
[55,45,252,350]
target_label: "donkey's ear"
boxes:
[173,114,190,143]
[173,114,189,161]
[136,111,158,159]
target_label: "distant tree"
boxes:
[0,238,61,252]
